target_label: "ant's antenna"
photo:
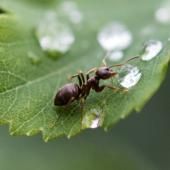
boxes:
[102,51,112,66]
[109,56,140,68]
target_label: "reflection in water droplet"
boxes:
[82,109,104,129]
[58,1,83,24]
[118,64,142,89]
[36,12,75,56]
[141,40,163,61]
[28,52,41,64]
[97,22,133,51]
[155,2,170,24]
[107,50,124,62]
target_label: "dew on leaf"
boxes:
[140,25,155,36]
[82,109,104,129]
[117,64,142,89]
[141,40,163,61]
[58,1,83,24]
[106,50,124,62]
[36,11,75,56]
[97,22,133,51]
[155,1,170,24]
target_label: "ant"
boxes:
[54,56,139,107]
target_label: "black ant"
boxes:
[54,56,139,107]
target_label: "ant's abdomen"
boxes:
[54,83,80,106]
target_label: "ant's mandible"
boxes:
[54,56,139,107]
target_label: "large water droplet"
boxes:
[155,2,170,24]
[118,64,142,89]
[82,109,104,129]
[97,22,133,51]
[141,40,163,61]
[58,1,83,24]
[36,12,75,56]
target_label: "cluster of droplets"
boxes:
[115,40,163,89]
[35,1,83,57]
[97,22,133,62]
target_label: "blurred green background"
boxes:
[0,68,169,170]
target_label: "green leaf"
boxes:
[0,0,169,141]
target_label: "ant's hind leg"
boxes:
[79,98,85,124]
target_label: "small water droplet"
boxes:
[26,131,32,136]
[140,25,155,36]
[28,52,41,64]
[107,50,124,62]
[155,2,170,24]
[58,1,83,24]
[82,109,104,129]
[120,114,126,119]
[44,137,49,143]
[36,11,75,56]
[141,40,163,61]
[118,64,142,89]
[98,22,133,51]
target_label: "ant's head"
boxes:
[96,67,117,80]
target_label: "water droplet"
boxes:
[140,25,155,36]
[44,137,49,143]
[82,109,104,129]
[155,2,170,24]
[118,64,142,89]
[120,114,126,119]
[98,22,133,51]
[141,40,163,61]
[107,50,124,62]
[28,52,41,64]
[36,11,75,56]
[26,131,32,136]
[58,1,83,24]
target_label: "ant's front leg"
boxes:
[86,67,97,80]
[93,83,128,93]
[104,85,128,93]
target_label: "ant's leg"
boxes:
[79,98,85,124]
[93,85,105,92]
[79,71,85,84]
[93,83,128,93]
[86,67,97,80]
[70,74,83,87]
[104,85,128,92]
